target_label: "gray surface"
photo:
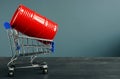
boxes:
[1,0,120,57]
[0,57,120,79]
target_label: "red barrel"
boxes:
[10,4,58,40]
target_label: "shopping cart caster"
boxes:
[41,62,48,74]
[8,65,15,77]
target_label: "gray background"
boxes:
[1,0,120,57]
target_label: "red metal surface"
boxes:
[10,4,58,40]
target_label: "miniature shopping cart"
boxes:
[4,22,55,77]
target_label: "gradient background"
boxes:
[1,0,120,57]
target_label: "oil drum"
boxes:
[10,4,58,40]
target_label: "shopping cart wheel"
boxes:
[8,70,14,77]
[8,65,15,77]
[40,62,48,74]
[42,68,48,74]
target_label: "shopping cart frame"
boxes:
[4,22,54,77]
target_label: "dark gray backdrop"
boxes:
[1,0,120,57]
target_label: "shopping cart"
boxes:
[4,22,55,76]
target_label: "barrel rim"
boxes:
[10,4,23,28]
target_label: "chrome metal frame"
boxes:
[6,28,53,68]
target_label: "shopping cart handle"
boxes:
[4,22,11,29]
